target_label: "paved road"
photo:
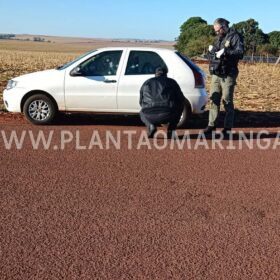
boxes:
[0,114,280,279]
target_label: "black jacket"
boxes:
[210,28,244,75]
[139,76,185,113]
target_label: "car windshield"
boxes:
[56,50,98,70]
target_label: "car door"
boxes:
[64,50,124,111]
[117,50,168,112]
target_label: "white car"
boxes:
[3,47,208,126]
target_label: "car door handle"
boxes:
[104,79,117,83]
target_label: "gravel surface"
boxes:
[0,114,280,280]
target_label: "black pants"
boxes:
[140,106,184,130]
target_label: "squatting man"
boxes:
[139,67,185,139]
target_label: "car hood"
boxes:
[13,69,61,83]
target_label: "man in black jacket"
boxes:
[139,67,185,138]
[204,18,244,136]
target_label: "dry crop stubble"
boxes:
[198,63,280,112]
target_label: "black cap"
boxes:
[155,67,168,76]
[214,18,230,27]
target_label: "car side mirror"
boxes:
[70,66,84,76]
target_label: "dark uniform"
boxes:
[139,68,185,138]
[206,19,244,133]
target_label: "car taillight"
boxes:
[193,70,205,88]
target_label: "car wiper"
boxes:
[55,64,64,70]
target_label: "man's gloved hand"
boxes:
[208,45,214,52]
[215,48,225,58]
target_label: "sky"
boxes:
[0,0,279,41]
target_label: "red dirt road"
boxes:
[0,114,280,279]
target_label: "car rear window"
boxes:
[176,52,202,73]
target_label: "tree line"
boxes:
[176,17,280,58]
[0,34,16,39]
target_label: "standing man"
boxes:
[204,18,244,135]
[139,67,185,139]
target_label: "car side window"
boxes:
[79,51,122,76]
[125,51,167,75]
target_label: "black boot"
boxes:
[222,128,232,138]
[147,124,157,138]
[167,130,176,139]
[203,126,216,135]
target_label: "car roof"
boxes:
[96,47,176,53]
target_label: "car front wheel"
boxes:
[23,94,57,125]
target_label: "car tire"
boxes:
[23,94,57,125]
[176,101,191,128]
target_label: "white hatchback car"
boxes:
[3,47,208,126]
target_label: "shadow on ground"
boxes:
[0,110,279,129]
[175,131,279,141]
[53,110,280,129]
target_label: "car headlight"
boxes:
[6,80,18,90]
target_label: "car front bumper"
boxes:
[3,88,27,112]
